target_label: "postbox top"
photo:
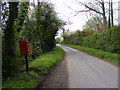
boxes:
[20,40,28,42]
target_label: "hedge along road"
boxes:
[39,44,118,88]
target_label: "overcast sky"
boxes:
[29,0,119,37]
[7,0,120,32]
[50,0,88,31]
[49,0,119,32]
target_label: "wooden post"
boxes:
[25,55,29,71]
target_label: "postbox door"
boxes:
[19,40,30,55]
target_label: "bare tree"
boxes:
[108,0,111,28]
[67,0,108,30]
[79,0,107,30]
[108,0,114,28]
[111,0,114,26]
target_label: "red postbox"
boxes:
[19,40,30,71]
[19,40,30,55]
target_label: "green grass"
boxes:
[61,44,119,65]
[2,71,40,89]
[3,46,64,88]
[29,46,64,74]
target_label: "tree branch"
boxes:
[78,1,103,15]
[71,10,91,17]
[84,4,103,15]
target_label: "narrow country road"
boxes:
[39,45,118,88]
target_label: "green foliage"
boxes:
[73,30,84,45]
[62,30,84,45]
[2,1,29,78]
[15,2,29,32]
[20,2,64,59]
[83,16,104,32]
[55,37,61,44]
[3,46,64,88]
[83,26,120,54]
[2,2,19,78]
[2,1,64,78]
[105,26,120,53]
[62,44,119,65]
[62,32,70,44]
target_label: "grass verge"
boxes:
[3,46,64,88]
[61,44,119,65]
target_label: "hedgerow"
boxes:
[83,26,120,54]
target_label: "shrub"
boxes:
[83,26,120,54]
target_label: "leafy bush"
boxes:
[83,26,120,54]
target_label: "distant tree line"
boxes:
[62,25,120,54]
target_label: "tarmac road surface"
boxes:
[39,44,118,88]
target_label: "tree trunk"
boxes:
[3,2,19,77]
[111,0,114,27]
[108,0,111,29]
[102,0,107,30]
